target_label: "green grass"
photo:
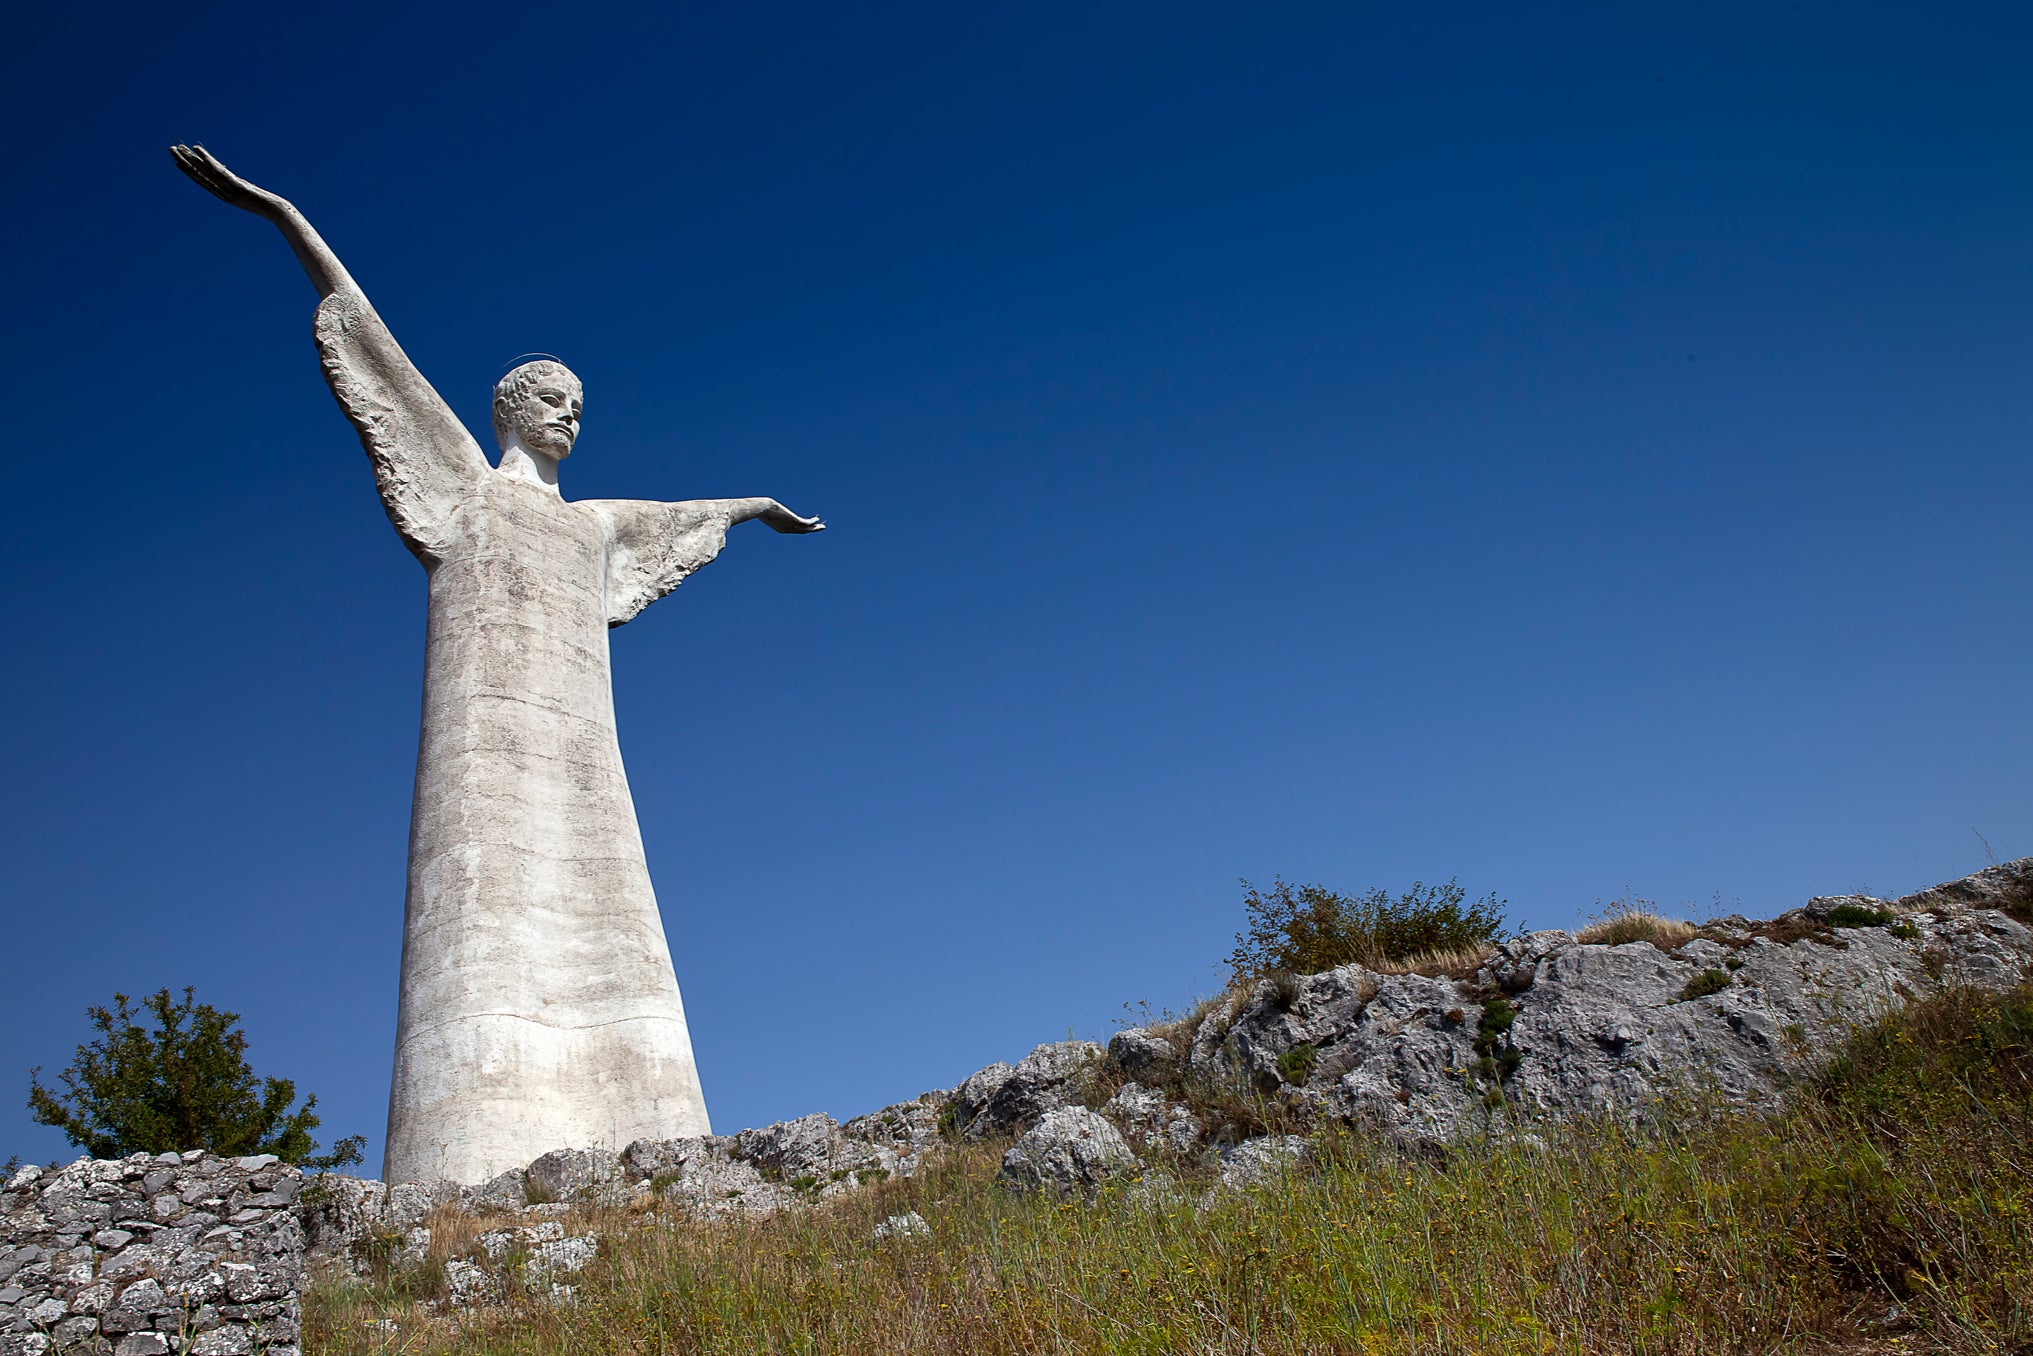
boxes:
[309,983,2033,1355]
[1826,903,1896,929]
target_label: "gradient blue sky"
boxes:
[3,3,2028,1170]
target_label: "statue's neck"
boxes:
[496,437,562,494]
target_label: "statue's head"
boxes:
[492,360,583,459]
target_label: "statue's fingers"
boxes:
[172,148,226,194]
[189,146,239,184]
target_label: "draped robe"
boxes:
[314,288,724,1184]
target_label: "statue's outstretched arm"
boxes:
[171,145,490,563]
[716,497,827,534]
[587,497,825,627]
[172,145,356,299]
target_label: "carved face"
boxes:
[493,363,584,459]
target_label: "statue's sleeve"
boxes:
[312,289,490,562]
[585,498,737,627]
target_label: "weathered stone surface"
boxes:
[947,1063,1016,1138]
[735,1114,901,1192]
[1100,1082,1201,1154]
[1184,869,2033,1148]
[963,1042,1104,1141]
[443,1258,499,1307]
[173,145,826,1186]
[840,1096,946,1173]
[1897,858,2033,915]
[999,1108,1137,1196]
[0,1153,303,1354]
[525,1236,597,1283]
[621,1137,793,1218]
[1106,1028,1178,1082]
[871,1212,929,1241]
[524,1150,626,1206]
[1217,1136,1310,1189]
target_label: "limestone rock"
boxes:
[1185,867,2033,1149]
[1897,858,2033,915]
[841,1096,946,1173]
[947,1062,1017,1138]
[525,1149,628,1206]
[1106,1027,1178,1082]
[998,1107,1138,1196]
[1100,1082,1201,1154]
[964,1041,1104,1141]
[732,1113,899,1192]
[871,1212,929,1241]
[462,1170,530,1213]
[524,1235,597,1283]
[443,1258,500,1306]
[1218,1135,1311,1189]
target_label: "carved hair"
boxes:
[491,360,582,441]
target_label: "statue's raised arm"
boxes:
[172,145,489,563]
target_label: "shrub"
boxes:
[26,986,363,1169]
[1472,997,1522,1083]
[1826,903,1894,929]
[1228,877,1508,981]
[1677,969,1731,1002]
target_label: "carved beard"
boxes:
[508,399,577,458]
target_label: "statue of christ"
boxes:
[172,145,824,1185]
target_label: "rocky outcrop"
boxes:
[955,1042,1104,1141]
[1106,1028,1179,1083]
[1100,1083,1201,1153]
[17,862,2013,1332]
[997,1109,1137,1197]
[0,1152,304,1356]
[1178,871,2033,1148]
[289,860,2028,1278]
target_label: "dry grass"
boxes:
[1367,941,1498,978]
[1577,898,1697,949]
[308,984,2033,1356]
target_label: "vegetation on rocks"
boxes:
[307,981,2033,1356]
[1575,897,1697,948]
[1227,877,1509,981]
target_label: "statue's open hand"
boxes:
[759,501,826,534]
[171,144,293,220]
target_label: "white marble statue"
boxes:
[172,145,824,1185]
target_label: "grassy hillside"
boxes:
[308,982,2033,1355]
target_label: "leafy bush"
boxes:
[27,986,363,1169]
[1228,877,1508,981]
[1826,903,1894,929]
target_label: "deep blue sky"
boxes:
[4,3,2028,1171]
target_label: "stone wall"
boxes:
[0,1154,303,1356]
